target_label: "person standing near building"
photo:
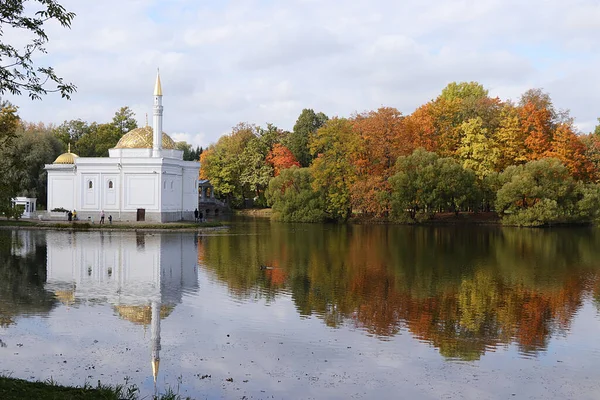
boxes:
[194,208,199,222]
[100,210,105,224]
[73,210,77,221]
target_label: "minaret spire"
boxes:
[152,69,163,158]
[154,69,163,96]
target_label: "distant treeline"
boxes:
[200,82,600,226]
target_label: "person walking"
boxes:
[194,208,199,222]
[73,210,77,221]
[100,210,105,224]
[67,211,73,222]
[108,215,112,224]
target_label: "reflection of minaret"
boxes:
[151,300,161,384]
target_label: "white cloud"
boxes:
[5,0,600,149]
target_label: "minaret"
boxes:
[152,70,163,158]
[150,301,161,384]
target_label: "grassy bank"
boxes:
[234,208,272,218]
[0,376,190,400]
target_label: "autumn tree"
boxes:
[495,104,528,170]
[403,104,438,152]
[457,117,499,180]
[350,107,407,216]
[426,82,501,158]
[0,0,76,99]
[518,89,557,160]
[266,143,300,176]
[309,118,357,221]
[548,123,595,182]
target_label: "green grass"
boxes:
[0,220,37,226]
[0,376,191,400]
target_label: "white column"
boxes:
[152,71,163,158]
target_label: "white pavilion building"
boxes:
[45,73,200,222]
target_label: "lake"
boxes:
[1,220,600,399]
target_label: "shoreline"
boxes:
[0,219,226,233]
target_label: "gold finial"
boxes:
[151,359,160,383]
[68,143,71,153]
[154,69,162,96]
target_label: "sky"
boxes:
[5,0,600,148]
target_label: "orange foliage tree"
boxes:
[350,107,407,216]
[265,143,300,176]
[549,123,596,182]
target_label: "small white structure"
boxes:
[11,197,37,218]
[45,72,200,222]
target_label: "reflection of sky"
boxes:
[2,231,600,398]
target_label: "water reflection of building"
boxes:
[45,231,199,382]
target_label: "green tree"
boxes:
[0,0,76,99]
[199,123,255,207]
[434,156,477,214]
[176,141,193,161]
[111,106,137,135]
[309,118,357,221]
[389,148,439,221]
[53,119,91,148]
[594,118,600,136]
[285,109,328,167]
[3,123,62,208]
[266,167,326,222]
[495,158,590,226]
[389,148,477,221]
[439,81,489,101]
[0,102,21,216]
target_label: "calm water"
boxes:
[1,220,600,399]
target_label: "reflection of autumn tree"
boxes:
[199,220,600,360]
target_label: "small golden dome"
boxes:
[114,126,176,149]
[54,144,79,164]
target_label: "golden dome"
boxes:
[114,126,176,149]
[114,305,174,325]
[54,144,79,164]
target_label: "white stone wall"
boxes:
[47,168,76,211]
[46,151,200,221]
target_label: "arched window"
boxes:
[108,180,113,189]
[163,180,166,189]
[88,181,93,189]
[170,181,174,190]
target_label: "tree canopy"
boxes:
[0,0,76,99]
